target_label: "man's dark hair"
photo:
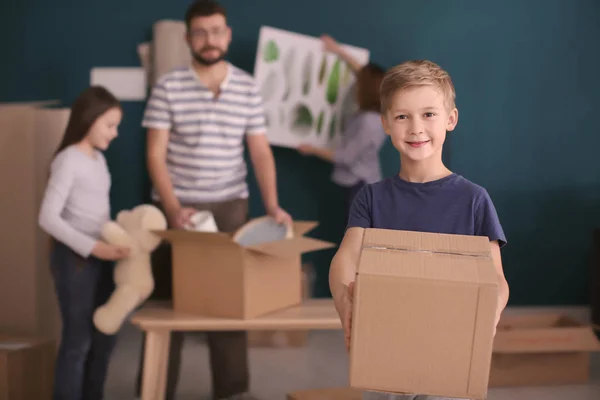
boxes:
[185,0,227,29]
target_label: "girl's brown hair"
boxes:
[356,62,386,112]
[54,86,121,156]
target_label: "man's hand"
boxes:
[267,205,293,228]
[166,206,197,229]
[342,282,355,352]
[246,134,292,228]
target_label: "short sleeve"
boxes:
[346,185,373,229]
[474,189,507,248]
[245,84,266,136]
[142,79,172,130]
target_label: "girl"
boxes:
[297,34,387,221]
[38,86,130,400]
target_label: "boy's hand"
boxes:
[342,281,355,352]
[493,300,504,337]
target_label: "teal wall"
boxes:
[3,0,600,305]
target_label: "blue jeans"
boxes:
[50,240,117,400]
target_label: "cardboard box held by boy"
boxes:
[349,229,498,400]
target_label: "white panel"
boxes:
[90,67,147,101]
[253,26,370,150]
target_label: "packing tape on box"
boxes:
[363,244,491,259]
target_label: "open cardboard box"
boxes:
[248,263,314,347]
[350,229,498,400]
[490,313,600,387]
[155,221,334,319]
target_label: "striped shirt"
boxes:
[142,63,266,203]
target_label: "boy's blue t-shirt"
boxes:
[347,173,507,247]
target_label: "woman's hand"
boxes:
[297,144,316,156]
[320,34,363,73]
[321,34,341,54]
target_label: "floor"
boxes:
[104,306,600,400]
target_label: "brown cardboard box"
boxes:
[489,313,600,387]
[248,263,314,347]
[287,387,363,400]
[0,102,67,341]
[0,335,55,400]
[349,229,498,400]
[155,222,334,319]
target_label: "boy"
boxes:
[328,60,509,400]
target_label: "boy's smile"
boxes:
[381,85,458,163]
[407,140,431,148]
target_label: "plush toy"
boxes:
[93,204,167,335]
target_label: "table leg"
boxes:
[140,329,171,400]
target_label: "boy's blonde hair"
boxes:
[380,60,456,113]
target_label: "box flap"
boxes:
[246,236,335,258]
[362,229,492,257]
[153,229,235,246]
[293,221,319,237]
[494,322,600,353]
[495,313,568,329]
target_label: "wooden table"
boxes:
[131,299,342,400]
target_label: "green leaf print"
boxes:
[291,104,313,136]
[342,63,351,86]
[318,55,327,85]
[329,114,336,140]
[302,52,313,95]
[316,110,325,136]
[263,40,279,63]
[326,59,341,105]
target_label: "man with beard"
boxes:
[135,1,292,399]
